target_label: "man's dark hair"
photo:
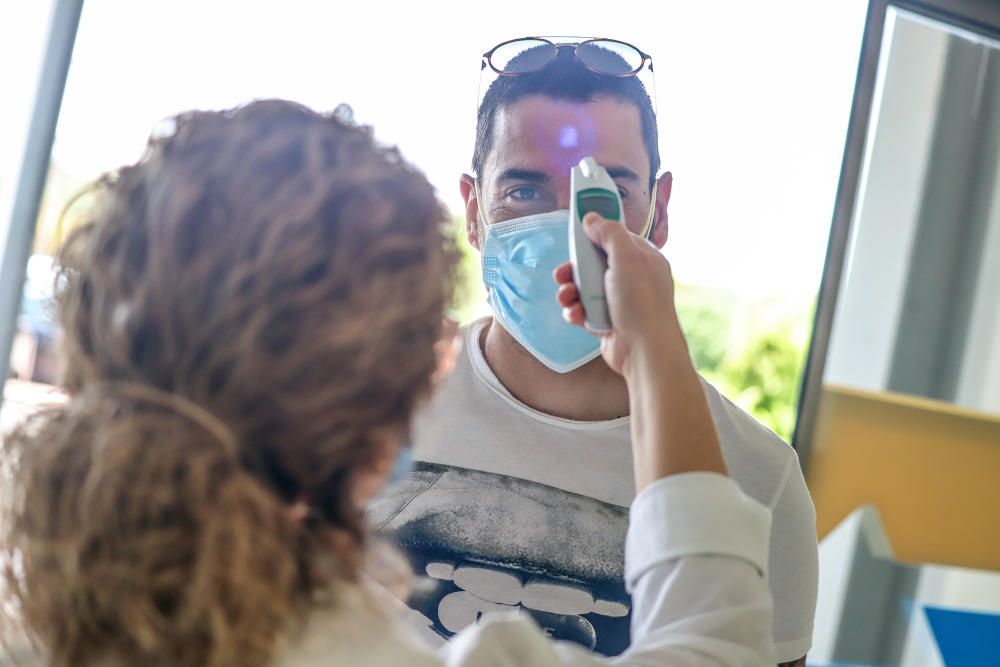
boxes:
[473,44,659,185]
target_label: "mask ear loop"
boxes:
[473,178,492,243]
[639,192,657,240]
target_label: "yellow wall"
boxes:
[807,384,1000,571]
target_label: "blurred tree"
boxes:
[675,283,736,374]
[674,286,814,442]
[716,321,808,442]
[450,216,489,323]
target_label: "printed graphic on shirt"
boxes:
[368,462,632,656]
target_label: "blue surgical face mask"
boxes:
[481,209,602,373]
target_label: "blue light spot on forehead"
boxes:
[558,125,579,149]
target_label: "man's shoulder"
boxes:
[698,375,793,450]
[697,376,802,506]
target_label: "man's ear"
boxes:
[459,174,481,251]
[650,171,672,249]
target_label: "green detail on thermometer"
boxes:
[576,188,622,221]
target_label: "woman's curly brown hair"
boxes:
[0,100,457,667]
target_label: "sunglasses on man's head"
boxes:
[482,37,653,78]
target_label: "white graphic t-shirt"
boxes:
[370,318,817,663]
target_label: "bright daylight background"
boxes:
[1,0,869,441]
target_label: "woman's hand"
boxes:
[554,212,683,378]
[554,212,726,489]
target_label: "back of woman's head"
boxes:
[1,100,455,667]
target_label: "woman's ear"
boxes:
[351,435,400,507]
[432,318,461,387]
[459,174,482,251]
[650,171,673,249]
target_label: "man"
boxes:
[370,38,817,666]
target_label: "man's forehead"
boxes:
[486,94,648,183]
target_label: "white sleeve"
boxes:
[768,457,818,663]
[437,473,776,667]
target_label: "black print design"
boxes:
[368,462,632,656]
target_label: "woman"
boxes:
[1,100,773,666]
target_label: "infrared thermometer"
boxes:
[569,157,623,332]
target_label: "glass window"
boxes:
[3,0,869,443]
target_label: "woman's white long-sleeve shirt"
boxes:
[274,472,776,666]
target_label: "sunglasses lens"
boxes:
[490,39,557,73]
[577,40,644,74]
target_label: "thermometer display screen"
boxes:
[578,191,621,221]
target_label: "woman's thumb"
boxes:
[583,212,628,258]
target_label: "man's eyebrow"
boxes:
[605,166,641,182]
[495,168,550,184]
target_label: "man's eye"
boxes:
[508,187,539,201]
[616,185,629,199]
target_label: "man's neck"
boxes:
[480,318,630,421]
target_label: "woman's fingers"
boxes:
[582,212,631,261]
[554,262,581,315]
[553,261,575,285]
[562,303,585,326]
[556,282,579,307]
